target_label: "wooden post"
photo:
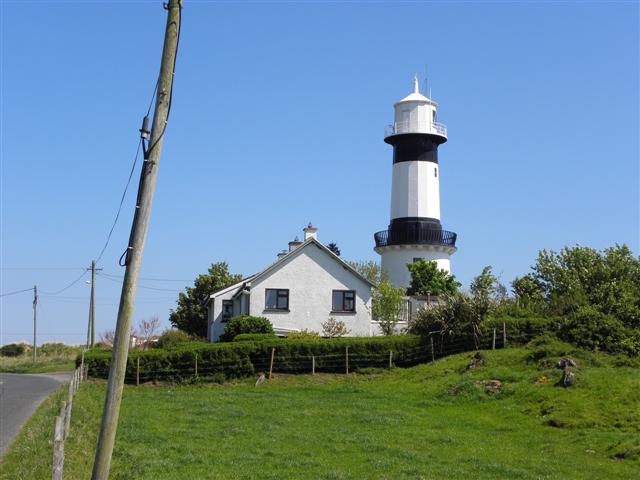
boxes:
[311,356,315,375]
[80,351,85,381]
[345,347,349,374]
[136,356,140,387]
[91,2,182,478]
[32,285,37,362]
[503,322,507,348]
[194,354,198,378]
[430,336,435,362]
[52,414,65,480]
[64,400,72,440]
[388,350,393,369]
[492,328,496,350]
[268,347,275,380]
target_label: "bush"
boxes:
[0,343,26,357]
[80,335,427,382]
[558,306,640,356]
[220,315,274,342]
[154,329,197,349]
[233,333,279,342]
[285,330,320,341]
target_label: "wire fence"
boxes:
[89,325,515,385]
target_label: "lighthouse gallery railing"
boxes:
[384,121,448,138]
[374,228,457,248]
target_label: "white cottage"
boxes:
[207,225,376,342]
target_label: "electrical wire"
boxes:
[40,270,88,296]
[100,272,192,283]
[96,272,181,292]
[95,139,143,264]
[0,287,34,298]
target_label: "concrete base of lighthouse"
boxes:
[375,244,457,289]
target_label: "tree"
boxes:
[326,242,341,256]
[347,260,384,286]
[371,279,405,335]
[169,262,242,338]
[511,274,544,309]
[321,317,349,338]
[406,259,461,296]
[529,244,640,327]
[135,315,161,350]
[98,330,115,349]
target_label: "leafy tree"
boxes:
[529,245,640,327]
[511,274,545,309]
[406,259,461,296]
[220,315,274,342]
[326,242,341,256]
[154,329,196,349]
[347,260,384,286]
[371,279,406,335]
[169,262,242,338]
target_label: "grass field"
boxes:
[1,338,638,479]
[0,344,81,373]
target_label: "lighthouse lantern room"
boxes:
[374,76,458,288]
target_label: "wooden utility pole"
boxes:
[91,2,181,478]
[32,285,37,362]
[86,260,101,349]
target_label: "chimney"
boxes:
[303,222,318,241]
[288,237,302,252]
[277,250,288,260]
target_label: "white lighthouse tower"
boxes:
[374,76,457,288]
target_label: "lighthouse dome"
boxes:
[386,75,447,140]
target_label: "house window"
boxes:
[265,289,289,311]
[332,290,356,312]
[222,300,233,322]
[434,167,437,178]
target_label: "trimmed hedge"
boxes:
[233,333,279,342]
[78,336,427,383]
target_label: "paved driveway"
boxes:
[0,372,70,457]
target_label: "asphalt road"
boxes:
[0,372,70,457]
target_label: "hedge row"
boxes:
[79,336,428,383]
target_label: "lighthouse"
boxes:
[374,76,457,288]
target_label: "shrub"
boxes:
[285,330,320,341]
[220,315,274,342]
[558,306,640,356]
[233,333,279,342]
[154,329,197,349]
[0,343,26,357]
[80,335,427,382]
[321,317,349,338]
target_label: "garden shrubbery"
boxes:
[79,335,427,383]
[233,333,279,342]
[0,343,27,357]
[219,315,274,342]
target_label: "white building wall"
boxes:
[380,245,453,289]
[390,161,440,220]
[249,245,373,337]
[208,285,243,342]
[394,101,437,134]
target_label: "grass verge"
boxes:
[1,338,638,479]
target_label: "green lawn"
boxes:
[0,356,76,374]
[2,339,638,479]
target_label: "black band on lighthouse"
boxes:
[385,133,445,164]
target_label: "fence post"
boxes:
[388,350,393,369]
[63,400,72,440]
[194,354,198,378]
[430,336,435,362]
[268,347,275,380]
[311,356,315,376]
[345,347,349,374]
[80,350,85,381]
[52,414,65,480]
[503,322,507,348]
[136,356,140,387]
[492,328,496,350]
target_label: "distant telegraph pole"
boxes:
[32,285,37,362]
[86,260,102,349]
[91,2,182,479]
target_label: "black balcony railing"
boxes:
[374,228,457,248]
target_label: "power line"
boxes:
[95,140,143,264]
[96,272,181,292]
[1,267,85,271]
[40,270,88,296]
[0,287,34,298]
[100,272,192,283]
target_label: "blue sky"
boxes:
[1,1,638,345]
